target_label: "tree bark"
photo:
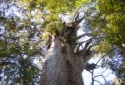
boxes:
[39,37,91,85]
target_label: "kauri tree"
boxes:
[20,0,96,85]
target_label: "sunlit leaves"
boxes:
[106,15,125,48]
[86,0,125,52]
[22,0,89,13]
[98,0,125,15]
[39,14,63,41]
[98,0,125,48]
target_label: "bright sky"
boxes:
[83,57,116,85]
[77,23,117,85]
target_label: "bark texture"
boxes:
[39,37,91,85]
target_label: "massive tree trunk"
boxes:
[39,15,92,85]
[39,37,92,85]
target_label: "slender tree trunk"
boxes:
[39,37,91,85]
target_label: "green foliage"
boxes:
[85,0,125,53]
[0,56,39,85]
[21,0,90,41]
[22,0,89,13]
[106,14,125,47]
[97,0,125,48]
[44,14,63,35]
[98,0,125,15]
[0,1,42,84]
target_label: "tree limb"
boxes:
[95,47,117,65]
[75,38,93,53]
[77,33,92,39]
[76,16,85,24]
[84,38,92,50]
[76,37,93,45]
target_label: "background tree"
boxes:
[0,1,41,84]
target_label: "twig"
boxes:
[95,47,117,65]
[94,74,106,83]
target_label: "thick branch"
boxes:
[76,16,85,24]
[77,33,92,39]
[76,37,93,45]
[77,36,105,53]
[75,38,93,53]
[84,38,92,50]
